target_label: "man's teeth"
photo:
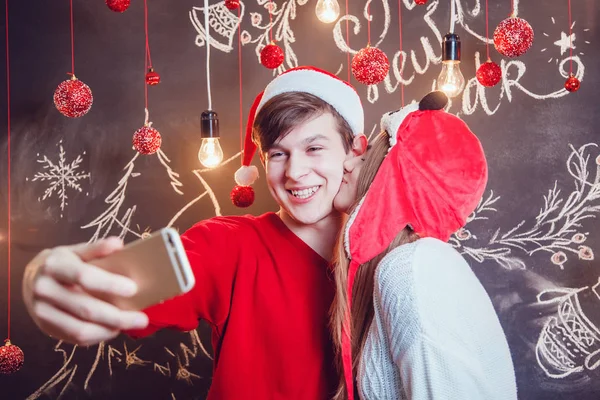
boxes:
[291,186,319,199]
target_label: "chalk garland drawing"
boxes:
[26,140,91,219]
[450,143,599,270]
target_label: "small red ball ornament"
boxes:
[476,60,502,87]
[106,0,131,13]
[53,75,93,118]
[231,185,255,208]
[225,0,240,10]
[0,339,24,375]
[493,16,534,58]
[351,46,389,85]
[260,43,284,69]
[145,68,161,86]
[414,0,427,4]
[565,75,580,92]
[133,125,162,155]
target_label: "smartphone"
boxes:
[89,228,195,311]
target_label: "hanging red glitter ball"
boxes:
[565,75,580,92]
[145,68,161,86]
[414,0,427,4]
[0,339,24,375]
[260,43,284,69]
[133,125,162,155]
[231,185,255,208]
[225,0,240,10]
[106,0,131,13]
[476,60,502,87]
[493,16,534,58]
[53,76,93,118]
[351,46,389,85]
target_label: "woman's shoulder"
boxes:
[374,237,480,305]
[376,237,464,279]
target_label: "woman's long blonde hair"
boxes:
[330,131,419,400]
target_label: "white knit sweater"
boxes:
[357,237,518,400]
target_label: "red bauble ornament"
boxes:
[415,0,427,4]
[145,68,161,86]
[476,60,502,87]
[565,75,580,92]
[493,16,534,58]
[260,43,284,69]
[133,125,162,155]
[106,0,131,13]
[53,76,93,118]
[351,46,389,85]
[225,0,240,10]
[231,185,255,208]
[0,339,24,374]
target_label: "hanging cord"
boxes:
[398,0,404,106]
[345,0,350,82]
[268,0,274,42]
[69,0,75,75]
[238,6,243,164]
[367,1,371,45]
[485,0,490,60]
[568,0,573,76]
[204,0,212,110]
[144,0,150,116]
[5,0,11,340]
[449,0,456,33]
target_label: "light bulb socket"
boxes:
[201,110,220,139]
[442,33,461,62]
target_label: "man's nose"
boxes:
[285,154,310,180]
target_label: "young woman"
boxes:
[330,92,518,400]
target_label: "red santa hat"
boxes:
[232,66,364,207]
[340,91,489,400]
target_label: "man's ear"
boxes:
[351,134,368,156]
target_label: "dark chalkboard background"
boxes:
[1,0,599,399]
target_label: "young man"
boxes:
[22,66,368,399]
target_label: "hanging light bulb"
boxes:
[198,110,224,168]
[315,0,340,23]
[437,33,465,98]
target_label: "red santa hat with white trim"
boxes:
[231,66,365,207]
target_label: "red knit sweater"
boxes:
[127,213,337,399]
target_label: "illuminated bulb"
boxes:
[437,33,465,98]
[198,138,224,168]
[199,110,224,168]
[315,0,340,23]
[437,61,465,98]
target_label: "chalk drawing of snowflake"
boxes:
[26,139,91,218]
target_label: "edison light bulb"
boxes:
[437,61,465,98]
[198,138,223,168]
[315,0,340,23]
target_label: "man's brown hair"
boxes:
[252,92,354,155]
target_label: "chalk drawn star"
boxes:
[554,31,576,55]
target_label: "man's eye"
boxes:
[308,147,323,152]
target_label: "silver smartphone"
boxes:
[89,228,195,311]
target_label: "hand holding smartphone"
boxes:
[88,228,195,311]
